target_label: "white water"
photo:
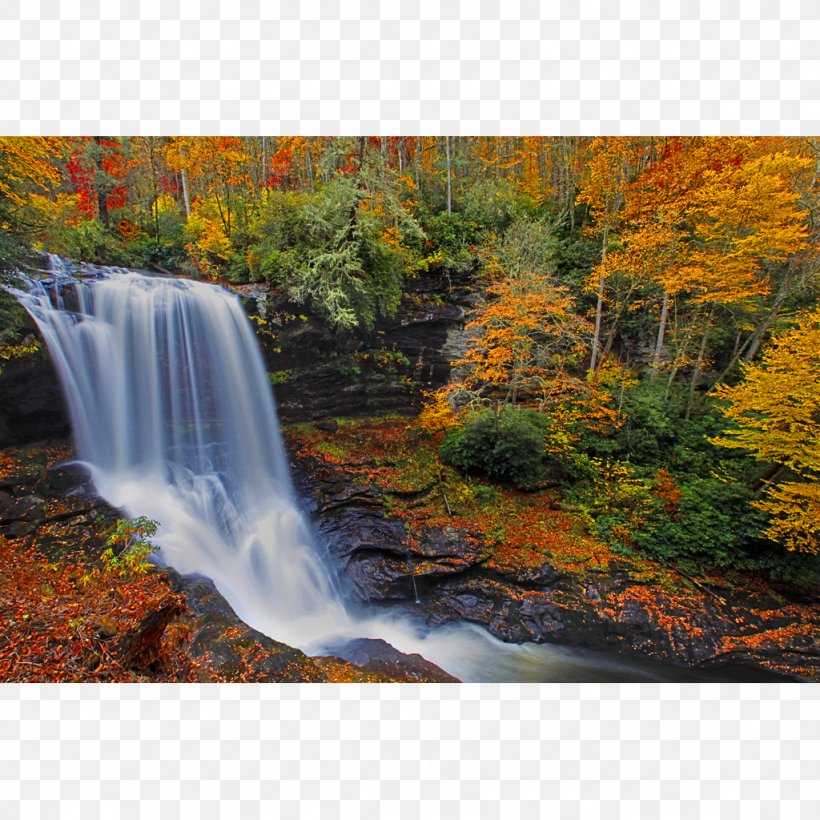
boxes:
[10,257,686,682]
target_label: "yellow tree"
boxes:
[420,261,617,440]
[711,307,820,554]
[0,137,67,206]
[577,137,649,372]
[596,138,810,410]
[167,137,253,233]
[677,142,809,416]
[0,137,69,270]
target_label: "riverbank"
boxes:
[287,416,819,681]
[1,433,816,682]
[0,440,457,682]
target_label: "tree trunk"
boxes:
[115,595,184,670]
[445,136,452,213]
[651,289,669,377]
[93,136,110,228]
[179,143,191,217]
[685,307,713,420]
[752,463,786,494]
[709,275,791,393]
[344,138,366,244]
[149,138,160,254]
[665,314,696,401]
[742,279,789,363]
[589,225,608,373]
[305,144,314,189]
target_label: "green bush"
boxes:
[419,210,481,275]
[611,380,678,465]
[440,407,586,490]
[595,473,766,567]
[458,178,533,234]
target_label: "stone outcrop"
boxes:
[237,269,474,423]
[0,339,71,448]
[0,268,474,445]
[291,446,820,682]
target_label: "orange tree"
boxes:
[421,247,620,457]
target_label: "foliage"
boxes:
[249,163,423,328]
[100,516,160,578]
[458,178,534,234]
[0,439,189,683]
[589,469,766,567]
[419,210,481,275]
[421,241,619,447]
[712,307,820,554]
[0,320,40,376]
[2,135,819,579]
[439,406,589,490]
[0,137,69,272]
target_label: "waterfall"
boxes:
[11,257,350,649]
[9,256,701,682]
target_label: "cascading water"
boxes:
[12,256,350,649]
[9,256,730,682]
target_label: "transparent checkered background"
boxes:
[1,0,819,135]
[1,0,819,816]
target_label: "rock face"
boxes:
[236,269,474,423]
[321,637,460,683]
[291,447,820,681]
[167,572,331,682]
[0,268,472,445]
[0,342,71,448]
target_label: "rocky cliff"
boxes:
[0,268,473,446]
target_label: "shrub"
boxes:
[439,407,584,490]
[100,516,160,578]
[594,472,766,567]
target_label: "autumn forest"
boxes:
[0,136,818,682]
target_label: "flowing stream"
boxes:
[9,257,739,682]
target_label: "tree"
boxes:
[577,137,648,372]
[0,136,68,271]
[711,307,820,554]
[459,266,592,407]
[253,138,424,328]
[422,233,618,443]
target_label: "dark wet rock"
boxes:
[314,420,339,433]
[168,572,329,682]
[240,270,473,424]
[44,462,93,496]
[0,490,13,513]
[0,494,45,524]
[0,344,70,447]
[518,596,570,638]
[289,447,820,681]
[3,520,38,538]
[324,637,459,683]
[168,571,461,683]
